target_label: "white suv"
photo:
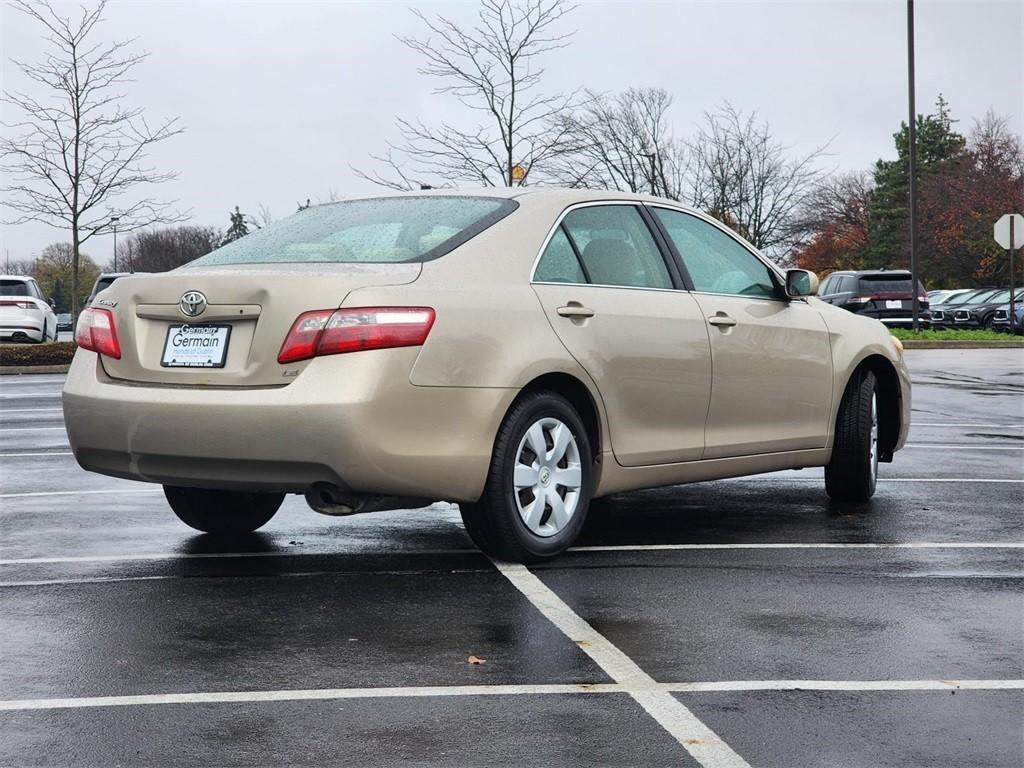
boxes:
[0,276,58,343]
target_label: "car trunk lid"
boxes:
[95,263,421,387]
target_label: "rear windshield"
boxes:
[94,277,118,293]
[191,196,517,266]
[858,276,923,293]
[0,280,30,296]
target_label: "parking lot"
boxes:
[0,348,1021,767]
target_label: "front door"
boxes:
[649,206,833,459]
[531,204,712,466]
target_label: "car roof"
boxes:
[1,275,32,281]
[311,186,705,214]
[825,270,914,277]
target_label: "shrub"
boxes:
[0,341,77,366]
[889,328,1013,341]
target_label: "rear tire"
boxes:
[824,369,879,502]
[163,486,284,534]
[460,391,592,563]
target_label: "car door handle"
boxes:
[557,304,595,318]
[707,314,737,327]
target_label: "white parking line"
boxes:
[0,679,1018,713]
[0,489,161,499]
[494,560,751,768]
[0,428,66,434]
[734,477,1024,483]
[570,542,1024,553]
[0,452,73,458]
[904,444,1024,450]
[0,407,63,413]
[1,541,1019,568]
[661,679,1024,692]
[912,423,1024,428]
[0,392,62,399]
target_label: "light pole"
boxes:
[110,216,120,272]
[907,0,920,331]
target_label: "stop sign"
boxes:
[994,214,1024,250]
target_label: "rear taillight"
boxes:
[277,307,435,364]
[0,300,37,310]
[847,296,871,304]
[74,308,121,359]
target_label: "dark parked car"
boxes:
[817,270,928,328]
[991,300,1024,335]
[929,288,1003,328]
[85,272,147,306]
[951,289,1013,329]
[56,313,74,332]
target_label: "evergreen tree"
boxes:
[865,95,966,268]
[220,206,250,245]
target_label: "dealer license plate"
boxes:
[161,324,231,368]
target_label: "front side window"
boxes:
[560,205,671,289]
[652,208,778,299]
[191,196,516,266]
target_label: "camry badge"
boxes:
[179,291,207,317]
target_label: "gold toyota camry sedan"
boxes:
[63,189,911,562]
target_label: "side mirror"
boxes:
[49,297,57,308]
[785,269,819,298]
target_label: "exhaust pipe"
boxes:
[304,482,430,517]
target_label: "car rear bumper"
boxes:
[0,323,44,341]
[878,317,930,328]
[62,350,516,502]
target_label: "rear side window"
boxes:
[191,196,517,266]
[535,228,586,283]
[0,280,30,297]
[560,205,672,289]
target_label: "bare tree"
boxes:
[116,226,220,273]
[969,109,1024,179]
[1,258,38,276]
[549,87,687,199]
[355,0,579,189]
[688,103,829,260]
[1,0,185,314]
[794,171,874,240]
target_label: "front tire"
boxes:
[163,486,284,534]
[825,369,879,502]
[460,391,592,563]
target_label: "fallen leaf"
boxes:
[467,655,486,665]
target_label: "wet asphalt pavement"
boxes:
[0,348,1021,767]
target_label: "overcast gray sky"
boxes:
[2,0,1022,265]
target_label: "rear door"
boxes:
[531,203,711,466]
[649,206,833,459]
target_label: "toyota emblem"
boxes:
[179,290,207,317]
